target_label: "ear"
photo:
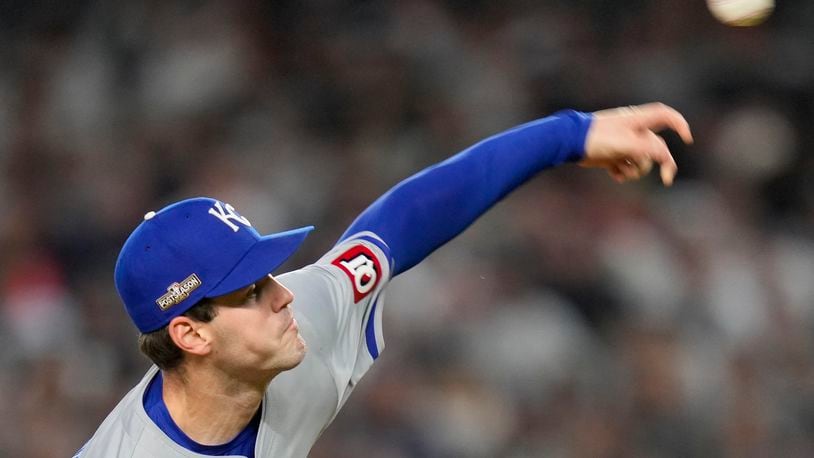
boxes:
[167,316,213,357]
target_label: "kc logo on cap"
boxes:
[208,201,252,232]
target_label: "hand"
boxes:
[580,103,693,186]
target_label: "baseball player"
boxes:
[75,103,692,457]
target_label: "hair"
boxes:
[138,298,218,371]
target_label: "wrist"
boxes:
[552,110,594,162]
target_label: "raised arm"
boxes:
[339,103,692,276]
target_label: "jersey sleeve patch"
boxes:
[331,244,382,303]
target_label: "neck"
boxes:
[161,367,266,445]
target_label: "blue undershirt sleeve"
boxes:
[338,110,593,276]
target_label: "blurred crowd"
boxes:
[1,1,814,457]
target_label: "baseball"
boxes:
[707,0,774,26]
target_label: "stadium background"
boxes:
[1,1,814,456]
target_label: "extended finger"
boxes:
[647,132,677,186]
[631,102,693,144]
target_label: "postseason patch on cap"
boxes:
[156,273,202,310]
[331,245,381,303]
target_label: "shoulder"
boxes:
[317,231,393,302]
[77,368,159,457]
[278,232,392,310]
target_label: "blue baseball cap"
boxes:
[114,197,313,333]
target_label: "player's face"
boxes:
[205,274,306,382]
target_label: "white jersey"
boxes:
[76,233,391,458]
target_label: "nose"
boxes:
[269,276,294,313]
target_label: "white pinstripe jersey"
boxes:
[76,233,391,458]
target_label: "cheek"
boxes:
[232,309,286,350]
[215,310,272,351]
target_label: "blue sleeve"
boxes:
[338,110,594,276]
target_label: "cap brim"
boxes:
[205,226,314,297]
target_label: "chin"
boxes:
[293,336,308,363]
[279,336,308,371]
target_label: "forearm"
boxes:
[339,110,593,275]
